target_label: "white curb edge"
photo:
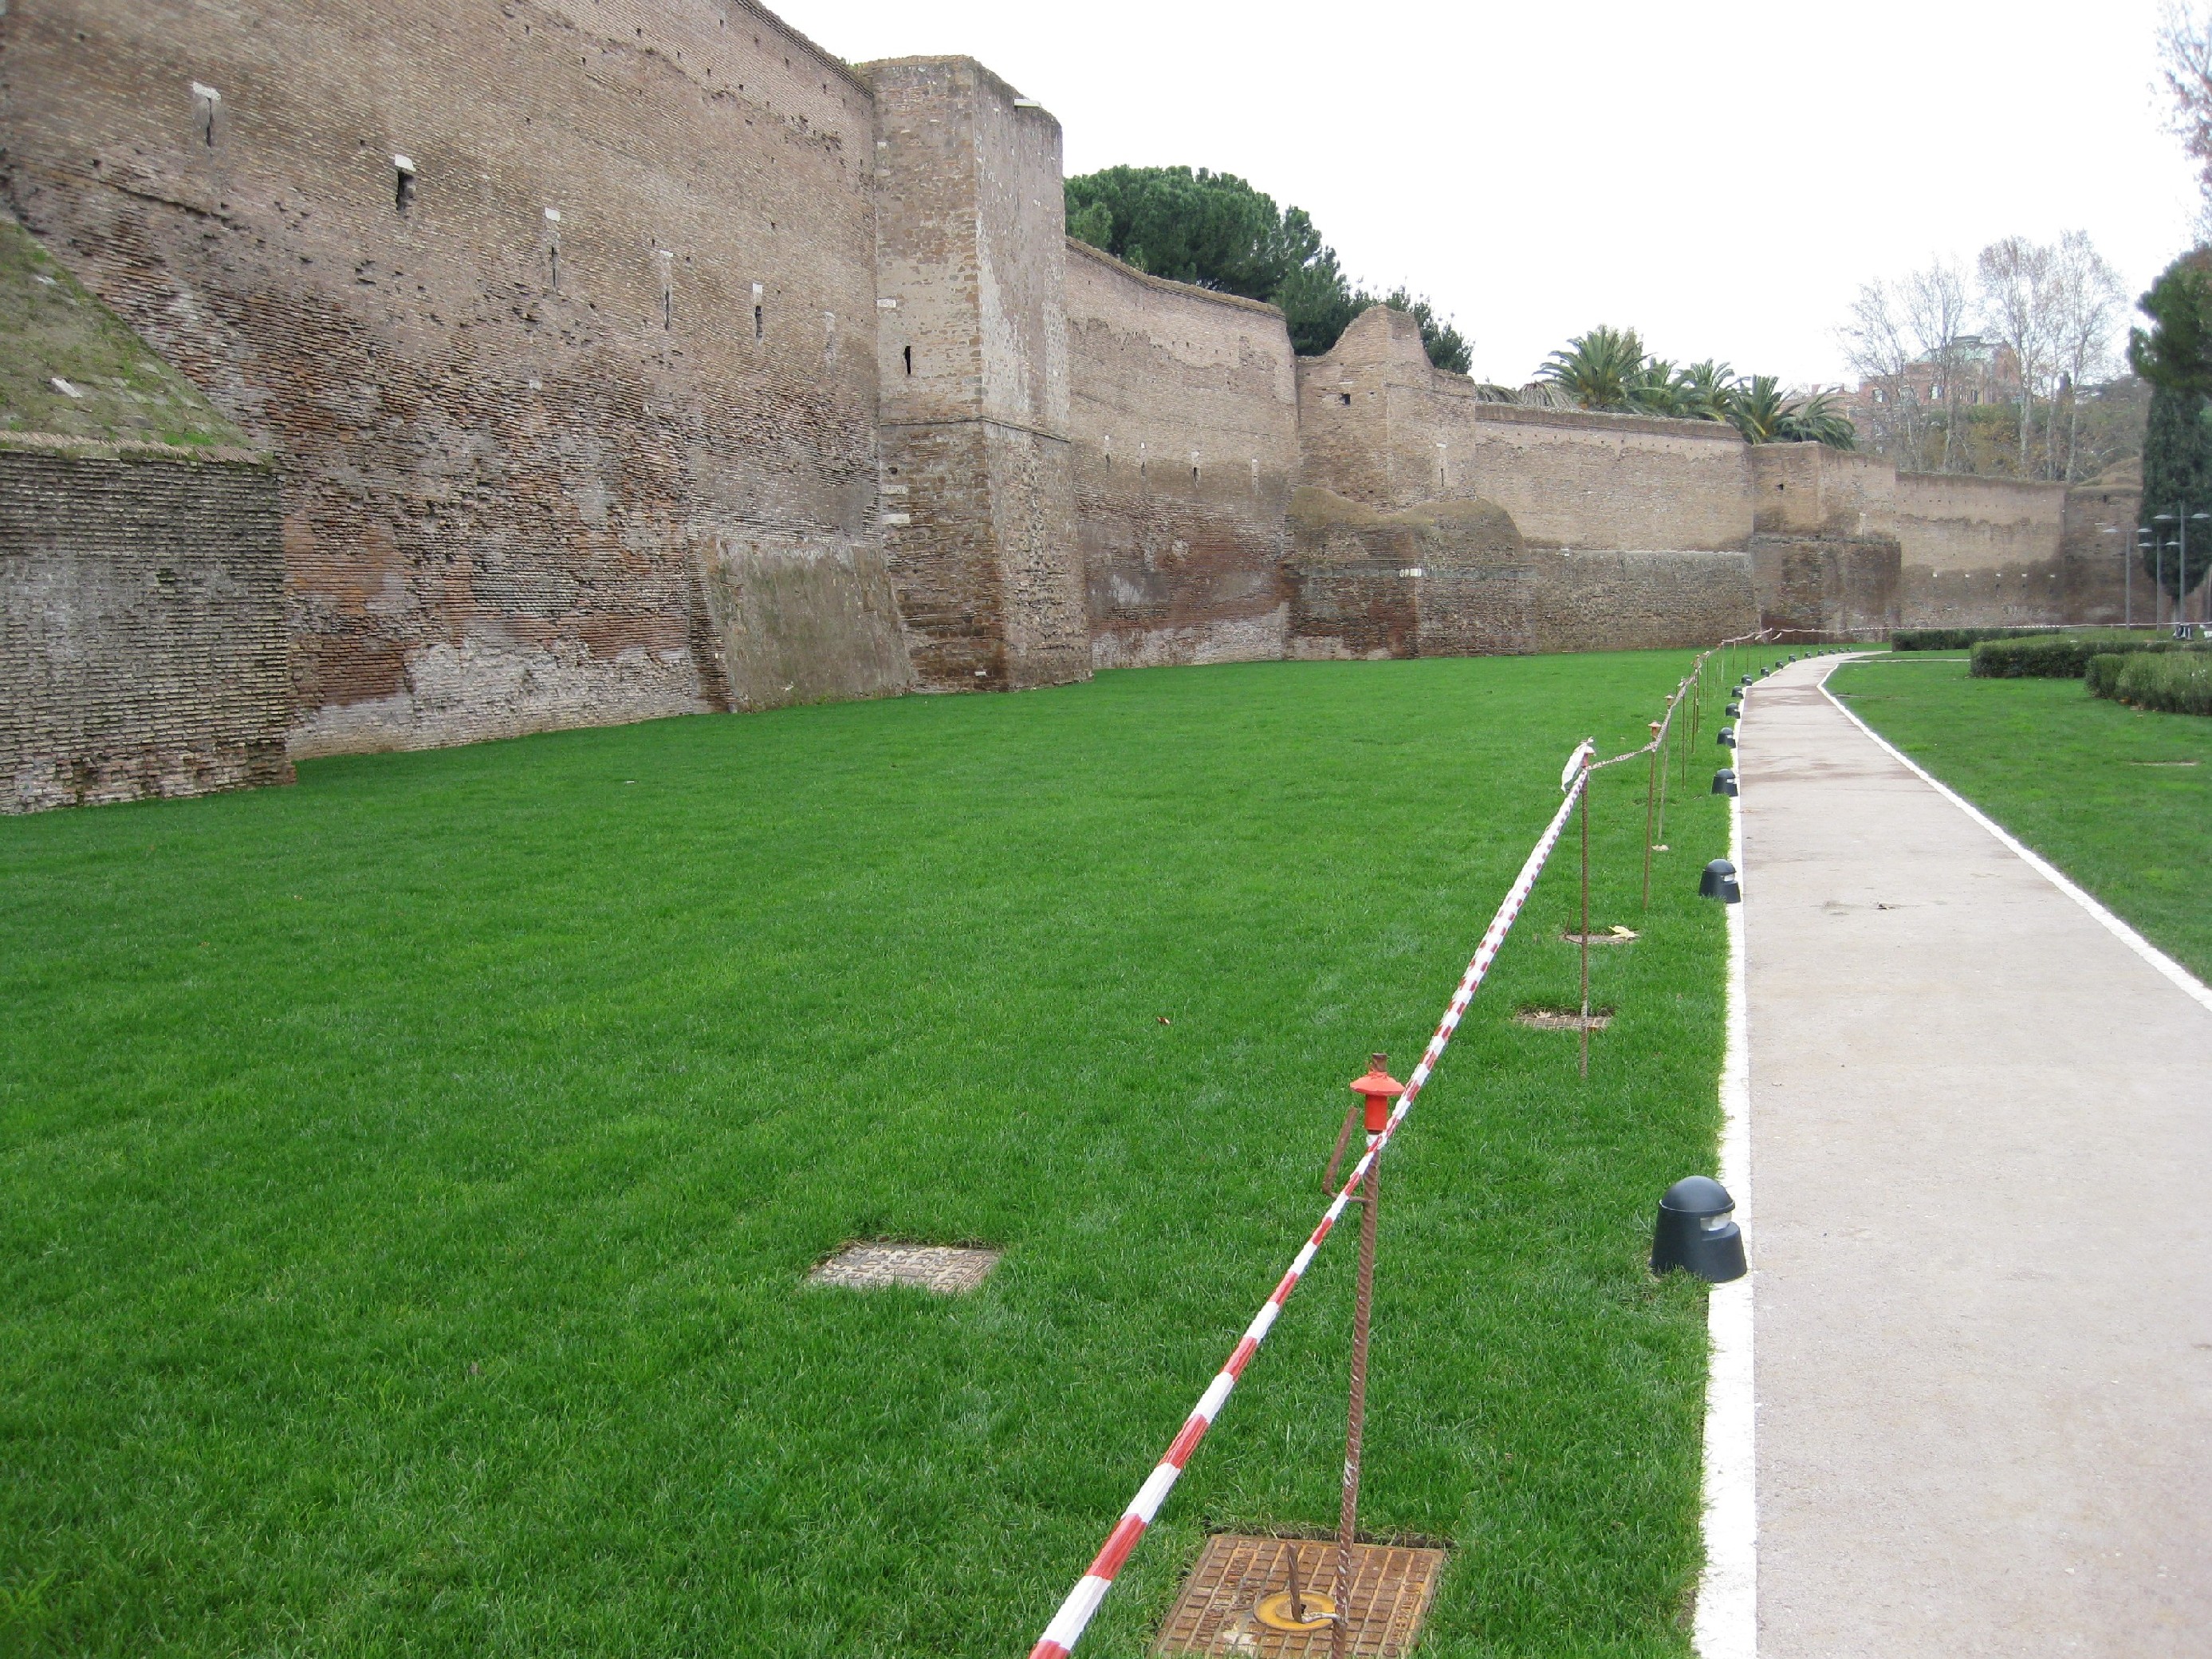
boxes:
[1694,732,1757,1659]
[1817,664,2212,1015]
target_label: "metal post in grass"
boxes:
[1641,721,1660,911]
[1579,748,1592,1078]
[1335,1056,1405,1659]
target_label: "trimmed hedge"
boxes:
[2085,652,2132,698]
[1970,633,2179,679]
[1894,626,2049,652]
[2091,648,2212,711]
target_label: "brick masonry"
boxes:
[1,435,290,812]
[1288,488,1763,658]
[0,0,2132,810]
[2,0,903,759]
[1065,238,1299,668]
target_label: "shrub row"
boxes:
[1893,626,2052,652]
[1967,632,2178,679]
[2088,648,2212,712]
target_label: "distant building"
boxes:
[1846,336,2022,433]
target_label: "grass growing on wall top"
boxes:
[0,214,251,451]
[1830,654,2212,980]
[0,655,1734,1657]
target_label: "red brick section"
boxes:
[2,0,897,755]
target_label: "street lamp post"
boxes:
[2151,509,2212,635]
[2198,513,2212,633]
[2155,514,2174,630]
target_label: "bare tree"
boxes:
[2159,2,2212,238]
[1978,236,2057,476]
[1903,259,1972,472]
[2045,230,2125,481]
[1840,279,1923,463]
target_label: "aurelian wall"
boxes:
[1891,471,2071,626]
[2,437,290,812]
[1287,487,1758,658]
[1064,238,1299,668]
[1,0,908,755]
[2060,482,2145,624]
[869,57,1085,692]
[1296,307,1755,551]
[1,0,2148,810]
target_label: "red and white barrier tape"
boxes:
[1027,755,1592,1659]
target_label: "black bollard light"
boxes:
[1698,857,1741,902]
[1651,1176,1746,1282]
[1726,700,1742,718]
[1716,725,1736,749]
[1711,767,1738,797]
[1740,675,1753,687]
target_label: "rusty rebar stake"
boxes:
[1640,739,1657,910]
[1332,1130,1380,1659]
[1323,1103,1361,1196]
[1579,758,1592,1078]
[1285,1538,1308,1626]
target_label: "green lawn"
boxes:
[1828,655,2212,981]
[0,656,1735,1657]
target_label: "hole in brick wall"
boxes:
[754,304,763,341]
[903,344,912,375]
[191,82,220,148]
[1338,392,1352,406]
[548,246,558,290]
[393,158,416,215]
[663,288,672,330]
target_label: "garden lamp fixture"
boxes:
[1711,768,1738,798]
[1651,1176,1747,1283]
[1698,858,1741,902]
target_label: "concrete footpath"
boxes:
[1738,656,2211,1657]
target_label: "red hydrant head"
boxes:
[1349,1052,1407,1133]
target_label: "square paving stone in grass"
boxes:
[809,1241,1001,1294]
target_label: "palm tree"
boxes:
[1726,377,1856,449]
[1774,389,1856,449]
[1538,325,1646,410]
[1626,357,1690,417]
[1726,376,1790,443]
[1679,360,1737,424]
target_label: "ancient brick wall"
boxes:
[1891,471,2072,627]
[1064,239,1299,668]
[2060,482,2143,625]
[868,57,1086,692]
[1287,487,1758,658]
[1748,534,1903,639]
[1296,308,1756,551]
[1,0,908,755]
[2,436,289,812]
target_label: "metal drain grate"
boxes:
[809,1241,1000,1294]
[1155,1535,1444,1657]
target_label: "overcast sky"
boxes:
[773,0,2202,389]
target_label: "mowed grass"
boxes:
[1,656,1736,1658]
[1829,654,2212,981]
